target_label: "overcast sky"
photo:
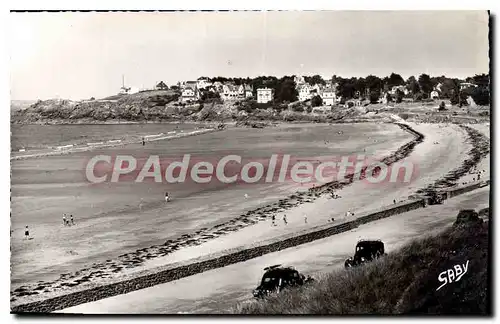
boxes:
[10,11,489,100]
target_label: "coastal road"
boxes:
[60,186,490,314]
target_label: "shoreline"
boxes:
[10,121,423,302]
[10,121,490,310]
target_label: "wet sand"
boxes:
[11,123,410,299]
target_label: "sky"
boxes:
[9,11,490,100]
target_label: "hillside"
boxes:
[233,210,490,315]
[10,91,490,125]
[9,91,391,125]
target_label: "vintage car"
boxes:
[345,240,385,268]
[252,265,314,299]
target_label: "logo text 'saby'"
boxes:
[436,260,469,291]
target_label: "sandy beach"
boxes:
[11,122,412,300]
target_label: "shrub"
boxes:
[438,101,447,111]
[311,95,323,107]
[471,87,490,106]
[369,91,380,104]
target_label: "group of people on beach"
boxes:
[62,214,75,226]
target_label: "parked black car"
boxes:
[345,240,385,268]
[252,265,314,299]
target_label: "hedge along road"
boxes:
[60,186,490,314]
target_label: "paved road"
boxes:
[60,186,490,314]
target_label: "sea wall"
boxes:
[9,198,430,313]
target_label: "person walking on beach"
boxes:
[24,226,30,240]
[165,192,170,203]
[304,214,308,224]
[283,214,288,225]
[142,137,145,146]
[271,214,276,226]
[63,214,67,226]
[70,215,75,226]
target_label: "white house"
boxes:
[460,82,478,91]
[389,85,408,96]
[222,84,240,100]
[321,87,336,106]
[197,78,212,90]
[430,90,440,99]
[294,75,305,85]
[243,84,253,98]
[237,84,246,97]
[181,81,198,90]
[297,84,313,101]
[257,88,274,104]
[181,84,199,103]
[212,82,224,93]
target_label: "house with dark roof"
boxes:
[155,81,168,90]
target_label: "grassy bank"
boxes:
[233,212,490,315]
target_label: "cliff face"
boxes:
[11,91,181,123]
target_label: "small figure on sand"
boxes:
[304,215,308,224]
[70,215,75,226]
[165,192,170,203]
[271,214,276,226]
[24,226,30,240]
[63,214,68,226]
[393,199,396,204]
[142,137,146,146]
[244,193,249,199]
[283,215,288,225]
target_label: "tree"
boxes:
[353,77,367,99]
[311,95,323,107]
[450,89,469,106]
[418,74,433,95]
[365,75,383,93]
[275,77,298,103]
[305,75,326,86]
[337,78,356,100]
[387,73,405,88]
[369,90,381,104]
[406,76,420,94]
[395,89,404,103]
[471,87,490,106]
[472,74,489,87]
[200,90,220,101]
